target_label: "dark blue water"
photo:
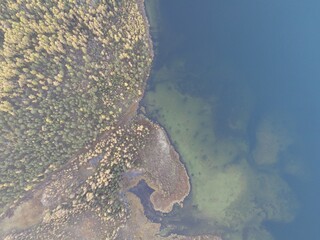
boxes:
[148,0,320,239]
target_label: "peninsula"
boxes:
[0,0,202,239]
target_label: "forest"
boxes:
[0,0,152,216]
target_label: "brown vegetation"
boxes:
[134,117,191,213]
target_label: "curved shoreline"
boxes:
[133,0,192,213]
[0,1,194,239]
[121,115,191,214]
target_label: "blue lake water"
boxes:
[144,0,320,239]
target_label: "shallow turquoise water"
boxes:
[144,0,320,239]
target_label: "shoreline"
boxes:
[137,0,155,65]
[0,1,194,238]
[134,0,192,212]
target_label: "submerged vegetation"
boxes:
[0,0,152,215]
[144,60,298,240]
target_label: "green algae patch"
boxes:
[225,226,274,240]
[144,63,298,239]
[252,116,294,166]
[192,163,248,223]
[145,81,250,220]
[145,81,247,172]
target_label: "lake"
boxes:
[143,0,320,239]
